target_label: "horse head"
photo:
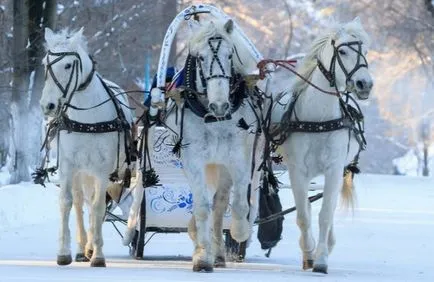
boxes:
[188,19,239,118]
[40,27,95,117]
[317,17,373,99]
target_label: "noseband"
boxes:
[317,40,368,88]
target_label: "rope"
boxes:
[257,59,340,97]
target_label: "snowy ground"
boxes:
[1,173,433,281]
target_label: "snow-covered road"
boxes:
[1,174,433,281]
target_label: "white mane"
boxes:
[44,28,89,53]
[292,19,370,93]
[189,19,259,75]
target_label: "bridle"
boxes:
[317,40,368,89]
[195,36,235,93]
[37,50,134,187]
[45,50,96,109]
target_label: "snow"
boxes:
[393,143,434,176]
[0,174,434,281]
[0,165,11,186]
[57,4,65,15]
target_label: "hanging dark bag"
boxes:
[257,184,283,251]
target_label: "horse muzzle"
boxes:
[41,102,57,117]
[347,79,373,100]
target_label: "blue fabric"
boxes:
[144,67,184,107]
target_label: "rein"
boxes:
[257,59,340,97]
[252,40,369,227]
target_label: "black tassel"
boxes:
[237,118,250,130]
[345,163,360,175]
[32,166,58,188]
[271,154,283,164]
[170,136,189,158]
[142,168,159,188]
[123,168,131,188]
[172,137,183,158]
[262,173,269,193]
[268,171,280,190]
[109,169,119,182]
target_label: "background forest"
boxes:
[0,0,433,183]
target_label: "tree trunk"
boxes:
[28,0,57,170]
[11,0,31,183]
[10,0,57,183]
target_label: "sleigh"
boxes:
[105,126,249,260]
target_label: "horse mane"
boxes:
[44,28,89,53]
[292,19,371,93]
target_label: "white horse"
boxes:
[263,18,373,273]
[40,28,134,267]
[123,18,262,272]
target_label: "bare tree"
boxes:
[10,0,56,183]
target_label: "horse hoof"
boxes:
[85,249,93,260]
[57,255,72,266]
[75,253,90,262]
[313,264,328,274]
[192,261,214,272]
[90,258,106,267]
[303,259,314,270]
[214,256,226,268]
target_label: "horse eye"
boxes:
[338,49,347,56]
[199,56,205,62]
[65,63,72,69]
[228,54,233,59]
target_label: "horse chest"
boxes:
[286,131,350,172]
[58,132,120,168]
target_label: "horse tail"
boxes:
[122,182,144,246]
[340,171,356,213]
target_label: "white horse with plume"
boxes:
[123,18,262,272]
[39,28,134,267]
[262,17,373,273]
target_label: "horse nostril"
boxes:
[209,103,218,113]
[356,80,365,90]
[222,102,230,112]
[47,103,56,110]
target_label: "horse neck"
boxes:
[66,73,119,123]
[293,67,342,121]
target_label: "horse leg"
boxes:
[85,201,94,260]
[328,224,336,254]
[289,167,316,270]
[88,178,108,267]
[184,161,213,272]
[228,166,251,243]
[72,176,88,262]
[210,165,231,267]
[57,170,74,266]
[313,167,342,274]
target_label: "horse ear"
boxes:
[224,19,234,34]
[69,27,84,47]
[44,27,55,43]
[188,19,201,30]
[75,27,85,40]
[352,16,362,25]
